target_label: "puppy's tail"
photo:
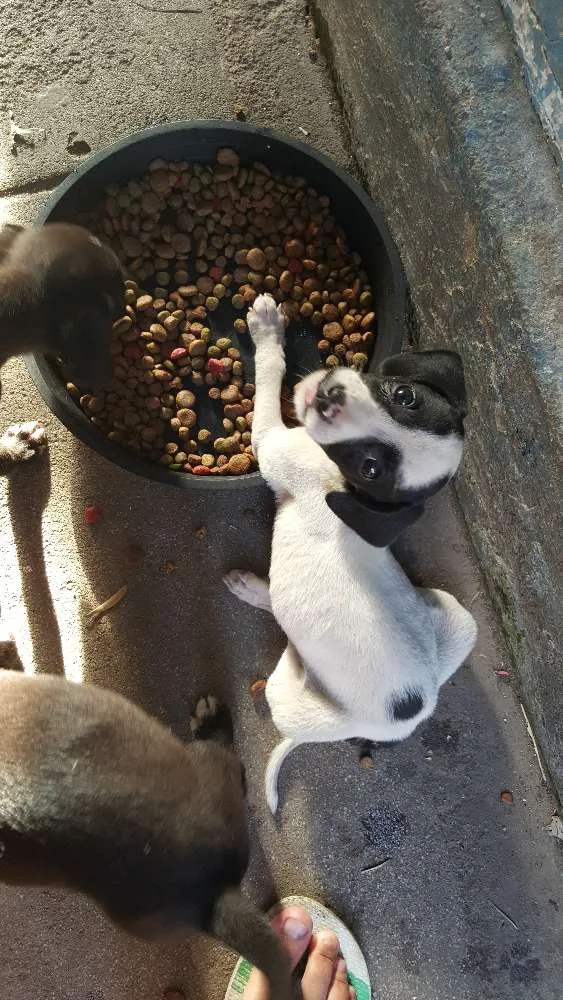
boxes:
[265,738,296,814]
[210,888,293,1000]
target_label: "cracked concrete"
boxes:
[0,1,561,999]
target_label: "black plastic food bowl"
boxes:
[26,121,406,490]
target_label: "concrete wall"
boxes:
[311,0,563,800]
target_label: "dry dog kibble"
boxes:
[66,149,375,476]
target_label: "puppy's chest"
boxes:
[263,427,341,498]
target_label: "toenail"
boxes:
[317,930,339,955]
[283,916,310,940]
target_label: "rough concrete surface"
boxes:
[0,2,562,1000]
[311,0,563,802]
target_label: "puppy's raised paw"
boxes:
[0,421,47,462]
[190,695,234,746]
[247,293,288,348]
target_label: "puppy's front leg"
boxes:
[247,294,288,457]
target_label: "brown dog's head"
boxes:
[4,223,124,389]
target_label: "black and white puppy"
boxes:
[0,668,292,1000]
[0,223,123,466]
[224,294,477,813]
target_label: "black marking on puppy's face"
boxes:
[324,436,402,498]
[323,436,449,507]
[372,349,467,436]
[388,690,424,722]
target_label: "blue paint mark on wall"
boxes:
[501,0,563,178]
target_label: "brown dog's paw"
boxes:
[0,421,47,462]
[189,695,233,746]
[0,629,23,671]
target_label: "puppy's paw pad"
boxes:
[0,421,47,461]
[247,293,287,345]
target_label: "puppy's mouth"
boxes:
[295,371,346,424]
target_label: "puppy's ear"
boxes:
[379,350,467,417]
[326,491,424,547]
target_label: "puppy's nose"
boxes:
[315,383,346,416]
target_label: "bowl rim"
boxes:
[26,119,406,491]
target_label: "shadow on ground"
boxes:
[7,452,65,675]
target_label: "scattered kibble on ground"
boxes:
[83,504,103,525]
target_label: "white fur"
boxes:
[227,295,477,813]
[0,421,47,462]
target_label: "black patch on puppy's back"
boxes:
[389,689,424,721]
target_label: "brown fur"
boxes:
[0,222,123,385]
[0,671,292,999]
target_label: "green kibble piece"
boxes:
[208,345,221,358]
[231,293,245,309]
[235,416,247,432]
[233,318,247,334]
[223,418,235,434]
[216,338,232,351]
[197,428,212,443]
[206,296,220,311]
[168,463,182,471]
[160,454,174,466]
[326,355,340,368]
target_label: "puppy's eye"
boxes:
[360,457,380,481]
[393,384,416,407]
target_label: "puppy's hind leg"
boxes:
[223,569,272,612]
[419,588,478,683]
[265,645,346,813]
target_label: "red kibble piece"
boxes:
[207,357,224,374]
[84,504,103,525]
[288,258,303,273]
[170,347,189,361]
[192,465,212,475]
[209,265,224,281]
[124,345,142,361]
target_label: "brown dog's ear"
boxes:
[53,302,113,390]
[379,350,467,417]
[0,224,24,264]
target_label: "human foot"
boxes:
[238,907,355,1000]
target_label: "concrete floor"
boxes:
[0,2,561,999]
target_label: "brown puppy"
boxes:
[0,222,123,466]
[0,670,292,1000]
